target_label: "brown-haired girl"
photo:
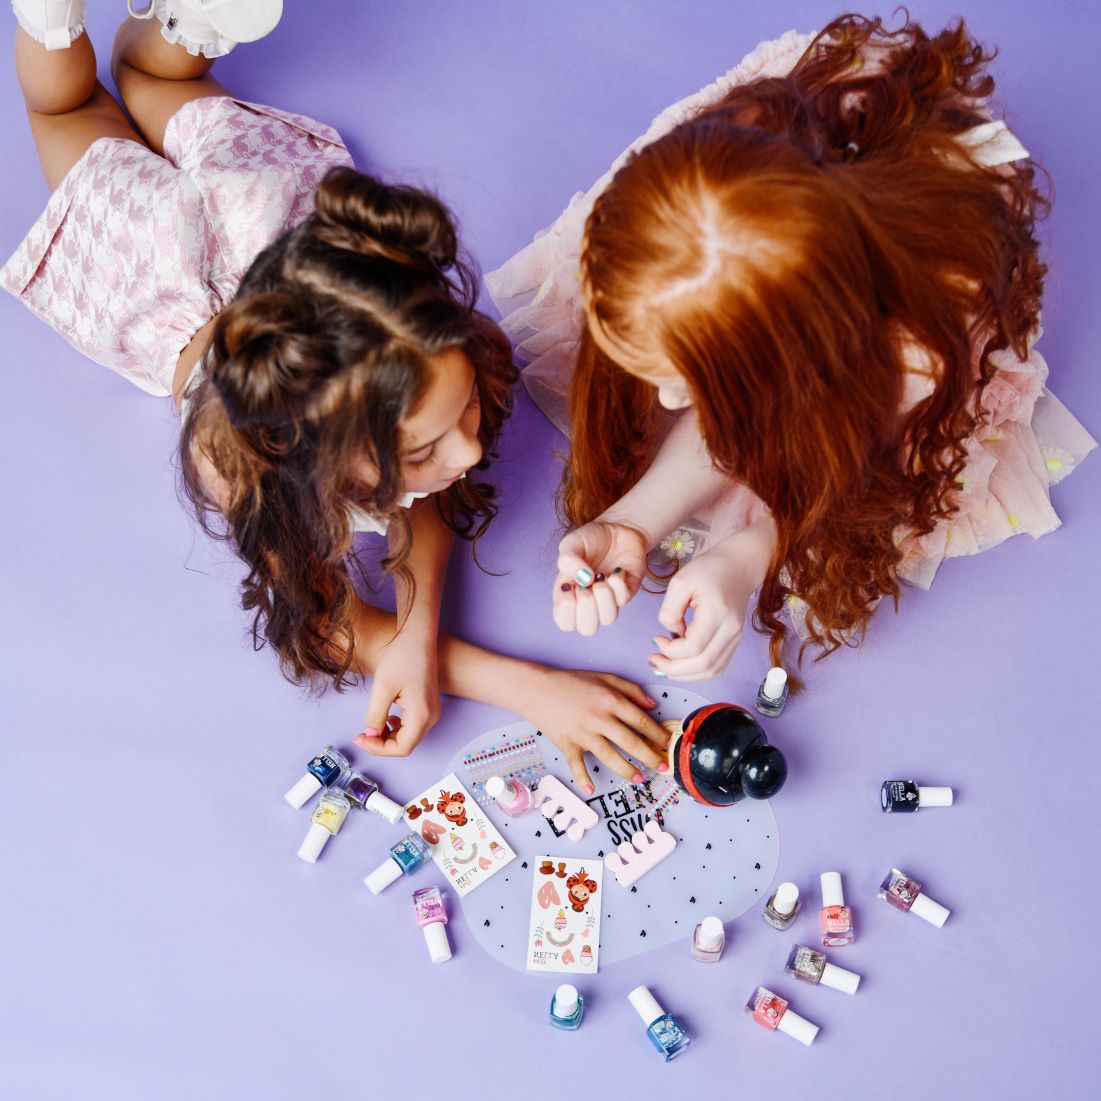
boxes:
[489,14,1096,680]
[3,2,671,789]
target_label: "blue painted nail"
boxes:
[652,670,668,679]
[575,567,594,588]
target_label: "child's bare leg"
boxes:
[15,27,143,190]
[111,16,228,157]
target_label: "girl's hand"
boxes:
[518,667,671,792]
[355,622,441,757]
[553,520,649,636]
[648,541,761,681]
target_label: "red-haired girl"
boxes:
[2,1,670,784]
[489,15,1095,679]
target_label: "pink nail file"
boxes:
[605,821,677,887]
[534,776,599,842]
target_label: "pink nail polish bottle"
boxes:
[745,987,819,1046]
[485,775,534,816]
[819,871,855,947]
[412,886,452,963]
[877,868,950,927]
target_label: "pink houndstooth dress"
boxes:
[0,96,354,397]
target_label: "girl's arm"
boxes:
[360,499,454,741]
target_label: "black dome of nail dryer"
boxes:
[667,703,787,807]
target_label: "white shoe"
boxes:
[129,0,282,57]
[12,0,87,49]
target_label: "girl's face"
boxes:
[586,316,693,411]
[397,346,484,494]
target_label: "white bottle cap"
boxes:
[422,920,452,963]
[365,791,405,824]
[628,985,664,1026]
[820,961,861,995]
[698,915,724,948]
[763,667,788,699]
[773,881,799,915]
[485,776,508,801]
[297,822,331,864]
[910,891,950,927]
[917,786,954,807]
[363,856,403,895]
[555,984,579,1015]
[820,871,845,908]
[777,1007,819,1046]
[284,772,322,808]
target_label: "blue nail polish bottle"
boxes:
[284,744,351,808]
[628,986,692,1061]
[363,833,430,895]
[549,984,584,1030]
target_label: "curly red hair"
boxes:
[565,13,1048,667]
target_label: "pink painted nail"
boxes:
[361,727,381,738]
[657,762,669,773]
[582,782,595,796]
[645,696,658,708]
[631,772,644,785]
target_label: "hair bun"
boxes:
[312,166,458,274]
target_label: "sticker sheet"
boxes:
[525,855,603,973]
[403,772,515,896]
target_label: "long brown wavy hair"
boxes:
[566,13,1048,666]
[180,167,517,689]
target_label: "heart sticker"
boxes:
[420,819,445,845]
[537,881,562,910]
[478,856,492,871]
[561,948,576,966]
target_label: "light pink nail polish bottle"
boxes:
[485,775,534,816]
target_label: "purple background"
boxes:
[1,1,1098,1096]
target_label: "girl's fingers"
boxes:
[657,581,692,638]
[658,625,743,680]
[597,672,658,713]
[553,580,578,632]
[574,588,600,636]
[592,581,619,627]
[564,748,596,796]
[603,718,669,772]
[606,571,632,607]
[586,736,642,784]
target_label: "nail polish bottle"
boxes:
[819,871,854,946]
[881,780,954,813]
[691,915,725,962]
[628,985,692,1061]
[412,886,452,962]
[763,881,801,930]
[785,944,861,994]
[877,867,950,927]
[755,667,789,717]
[297,790,351,863]
[284,744,351,808]
[485,775,534,816]
[744,987,819,1046]
[344,771,404,823]
[364,833,430,894]
[549,984,584,1030]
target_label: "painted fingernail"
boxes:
[560,582,573,592]
[612,567,623,574]
[594,572,605,582]
[651,636,665,647]
[582,782,595,795]
[652,670,668,679]
[644,696,658,707]
[670,632,681,639]
[657,762,669,773]
[361,727,381,738]
[631,772,644,785]
[575,567,594,588]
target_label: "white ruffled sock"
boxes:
[12,0,87,50]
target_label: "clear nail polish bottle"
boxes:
[628,986,692,1061]
[297,789,351,863]
[877,868,950,927]
[763,881,801,930]
[412,886,452,962]
[485,775,535,816]
[744,987,819,1045]
[549,984,585,1030]
[785,944,861,994]
[363,833,430,895]
[755,667,789,717]
[691,915,726,962]
[344,771,404,823]
[284,744,351,808]
[880,780,954,813]
[819,871,854,946]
